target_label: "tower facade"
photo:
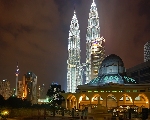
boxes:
[85,0,105,83]
[144,41,150,62]
[67,11,81,93]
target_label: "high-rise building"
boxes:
[38,84,45,99]
[85,0,105,83]
[67,10,81,93]
[17,80,23,98]
[0,79,12,99]
[144,41,150,62]
[22,72,37,104]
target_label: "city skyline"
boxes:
[0,0,150,91]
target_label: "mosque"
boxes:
[62,54,150,111]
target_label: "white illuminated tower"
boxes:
[67,10,81,93]
[85,0,105,83]
[144,41,150,62]
[15,62,19,96]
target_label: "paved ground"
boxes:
[7,117,81,120]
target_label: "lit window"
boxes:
[112,91,117,92]
[126,90,130,92]
[94,91,98,92]
[133,90,137,92]
[88,91,92,92]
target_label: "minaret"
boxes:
[85,0,105,83]
[15,62,19,96]
[67,10,81,93]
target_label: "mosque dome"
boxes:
[101,54,124,67]
[88,54,137,85]
[98,54,125,76]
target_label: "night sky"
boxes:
[0,0,150,91]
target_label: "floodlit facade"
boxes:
[67,11,81,93]
[144,41,150,62]
[22,72,37,104]
[86,0,105,83]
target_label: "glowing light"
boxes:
[79,96,83,103]
[2,110,9,116]
[92,97,94,102]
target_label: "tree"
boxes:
[46,83,65,116]
[6,96,31,108]
[47,83,65,106]
[0,94,5,107]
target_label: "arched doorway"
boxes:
[119,94,133,106]
[78,94,90,109]
[67,94,77,109]
[102,94,117,109]
[134,93,149,109]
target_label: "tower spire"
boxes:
[74,4,76,14]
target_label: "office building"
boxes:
[0,79,12,99]
[144,41,150,62]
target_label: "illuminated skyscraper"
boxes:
[24,72,37,104]
[67,10,81,93]
[15,62,19,96]
[144,41,150,62]
[85,0,105,83]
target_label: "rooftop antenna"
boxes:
[74,3,76,13]
[15,61,19,97]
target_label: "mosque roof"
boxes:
[88,73,137,86]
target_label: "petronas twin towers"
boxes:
[67,0,105,93]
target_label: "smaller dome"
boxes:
[99,54,125,76]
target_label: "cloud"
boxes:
[0,0,150,91]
